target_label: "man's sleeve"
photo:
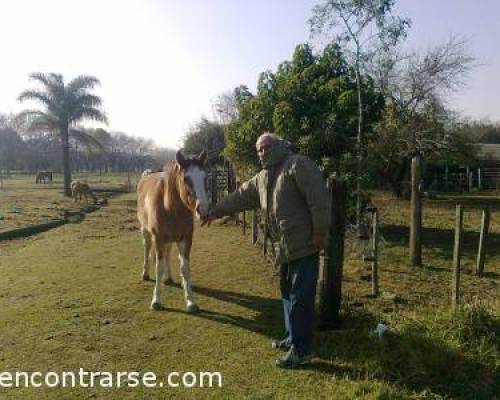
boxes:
[212,174,261,218]
[292,156,330,236]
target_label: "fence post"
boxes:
[211,174,218,206]
[476,208,490,276]
[371,208,379,297]
[410,155,422,266]
[242,210,247,235]
[263,223,268,256]
[252,209,258,245]
[318,176,346,330]
[452,204,463,312]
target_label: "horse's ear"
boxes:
[198,150,207,166]
[176,150,187,169]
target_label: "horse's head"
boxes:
[175,149,209,219]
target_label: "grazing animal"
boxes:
[35,171,53,184]
[71,180,97,204]
[137,150,209,312]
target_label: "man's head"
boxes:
[256,132,280,165]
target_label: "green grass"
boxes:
[0,178,498,399]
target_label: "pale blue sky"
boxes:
[0,0,498,149]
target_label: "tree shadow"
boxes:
[381,223,500,261]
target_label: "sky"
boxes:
[0,0,499,149]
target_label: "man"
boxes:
[202,132,329,368]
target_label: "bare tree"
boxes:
[310,0,410,228]
[370,36,476,162]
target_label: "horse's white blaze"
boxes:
[186,166,209,218]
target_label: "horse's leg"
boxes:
[141,227,152,281]
[151,237,166,311]
[161,243,173,285]
[176,240,199,313]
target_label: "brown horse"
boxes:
[35,171,53,184]
[137,150,209,312]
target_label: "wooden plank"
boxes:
[452,204,464,312]
[476,208,490,276]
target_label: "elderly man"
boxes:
[202,132,329,368]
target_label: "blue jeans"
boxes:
[280,253,319,356]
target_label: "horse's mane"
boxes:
[162,160,182,212]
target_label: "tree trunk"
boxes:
[61,126,72,197]
[355,59,363,230]
[410,155,422,266]
[318,177,347,330]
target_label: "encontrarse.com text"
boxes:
[0,370,222,389]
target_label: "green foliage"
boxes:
[182,117,225,163]
[455,120,500,144]
[18,72,107,195]
[224,43,383,175]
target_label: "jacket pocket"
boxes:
[278,219,312,261]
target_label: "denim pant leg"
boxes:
[280,253,319,356]
[280,264,292,341]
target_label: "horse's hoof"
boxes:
[187,304,200,313]
[162,277,174,285]
[142,274,150,281]
[150,302,162,311]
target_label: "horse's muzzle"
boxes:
[195,202,209,219]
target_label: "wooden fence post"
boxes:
[263,223,268,256]
[252,209,258,245]
[452,204,463,312]
[211,174,218,207]
[476,208,490,276]
[242,210,247,235]
[410,155,422,266]
[318,176,346,330]
[371,209,379,297]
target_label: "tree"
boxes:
[368,36,476,195]
[18,73,107,196]
[225,43,383,185]
[0,128,26,173]
[310,0,410,226]
[182,118,225,164]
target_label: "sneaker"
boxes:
[271,338,291,351]
[275,348,314,369]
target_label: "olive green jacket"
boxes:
[213,154,329,264]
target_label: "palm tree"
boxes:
[18,72,107,196]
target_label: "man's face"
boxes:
[256,136,273,164]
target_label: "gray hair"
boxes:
[257,132,281,143]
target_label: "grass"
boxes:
[0,177,498,399]
[0,173,137,230]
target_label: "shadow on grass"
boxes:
[160,282,284,339]
[160,282,498,398]
[381,223,500,261]
[313,310,500,399]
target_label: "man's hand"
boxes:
[201,214,216,227]
[313,234,328,251]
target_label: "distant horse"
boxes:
[142,167,163,177]
[71,180,97,204]
[137,150,209,312]
[35,171,53,184]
